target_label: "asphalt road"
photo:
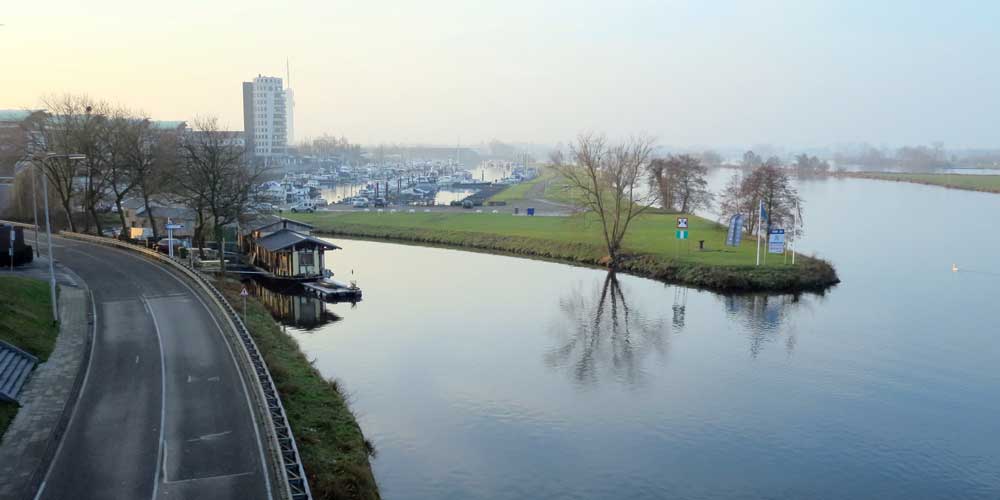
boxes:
[36,236,271,500]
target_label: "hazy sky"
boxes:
[4,1,999,148]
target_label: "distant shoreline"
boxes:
[836,171,1000,194]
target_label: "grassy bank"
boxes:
[216,279,380,500]
[0,276,59,438]
[847,172,1000,193]
[291,211,839,293]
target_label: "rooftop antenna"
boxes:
[286,58,290,88]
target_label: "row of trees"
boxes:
[551,135,801,269]
[18,94,263,250]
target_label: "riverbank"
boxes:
[0,276,58,438]
[841,171,1000,193]
[216,279,380,500]
[290,212,839,293]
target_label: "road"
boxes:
[35,236,271,499]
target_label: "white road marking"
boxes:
[164,471,255,485]
[144,297,168,500]
[186,430,232,442]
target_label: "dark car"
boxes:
[156,238,183,254]
[373,197,387,207]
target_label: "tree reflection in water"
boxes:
[545,272,669,387]
[721,294,803,358]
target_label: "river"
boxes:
[275,176,1000,499]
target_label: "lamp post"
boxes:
[35,153,86,322]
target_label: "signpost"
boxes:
[165,219,184,259]
[9,226,14,271]
[676,217,688,229]
[768,229,785,255]
[240,287,249,320]
[675,230,688,240]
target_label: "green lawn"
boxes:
[217,280,380,500]
[487,168,556,203]
[295,211,783,266]
[854,172,1000,193]
[290,211,837,292]
[0,276,59,438]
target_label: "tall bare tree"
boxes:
[720,163,801,235]
[38,95,116,234]
[552,133,657,268]
[172,117,265,265]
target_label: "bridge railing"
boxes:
[57,231,312,500]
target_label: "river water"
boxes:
[278,176,1000,499]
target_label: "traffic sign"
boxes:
[768,229,785,254]
[240,288,249,297]
[676,217,688,229]
[675,230,688,240]
[165,223,184,230]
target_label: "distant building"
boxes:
[286,87,295,145]
[242,75,287,159]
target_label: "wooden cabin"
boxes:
[244,228,339,280]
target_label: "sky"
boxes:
[3,1,999,149]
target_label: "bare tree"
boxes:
[104,108,145,234]
[172,117,265,267]
[647,158,676,211]
[24,108,79,231]
[38,95,116,234]
[551,133,657,268]
[648,154,712,213]
[720,164,801,235]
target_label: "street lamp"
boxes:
[33,152,86,322]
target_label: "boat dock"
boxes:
[302,279,363,302]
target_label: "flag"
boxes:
[726,214,744,247]
[759,200,767,222]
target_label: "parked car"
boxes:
[156,238,183,254]
[290,202,316,213]
[373,197,387,207]
[351,198,369,208]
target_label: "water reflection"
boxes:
[243,279,343,331]
[545,272,670,387]
[721,294,803,358]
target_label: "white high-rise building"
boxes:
[285,60,295,145]
[285,88,295,145]
[242,75,287,158]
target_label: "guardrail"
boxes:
[57,231,312,500]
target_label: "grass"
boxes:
[216,279,380,500]
[290,211,838,293]
[487,168,556,203]
[850,172,1000,193]
[0,276,59,439]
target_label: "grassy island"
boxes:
[290,211,839,293]
[216,280,380,500]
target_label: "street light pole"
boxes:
[35,153,86,322]
[41,168,57,322]
[31,166,40,257]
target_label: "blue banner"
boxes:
[726,214,744,247]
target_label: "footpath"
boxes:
[0,256,91,500]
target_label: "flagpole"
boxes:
[755,200,761,266]
[792,200,798,265]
